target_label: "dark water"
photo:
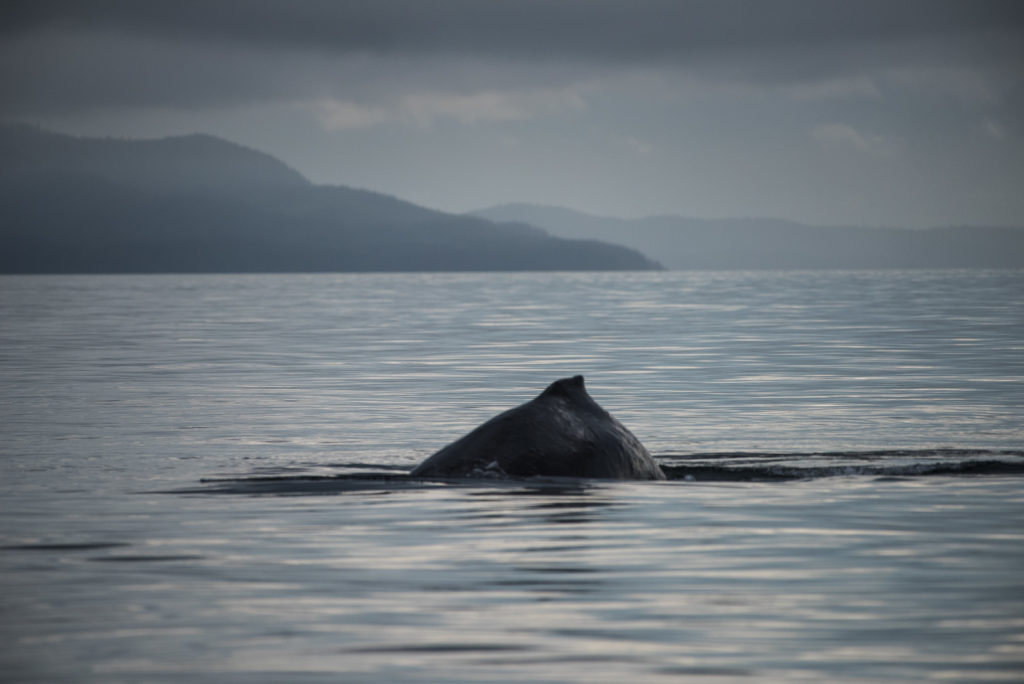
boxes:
[1,270,1023,682]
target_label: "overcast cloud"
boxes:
[2,0,1023,226]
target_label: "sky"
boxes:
[2,0,1023,228]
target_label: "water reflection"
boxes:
[469,481,614,526]
[5,473,1024,682]
[3,271,1024,683]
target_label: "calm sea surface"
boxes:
[1,270,1023,683]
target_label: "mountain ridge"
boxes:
[0,125,659,274]
[473,203,1024,270]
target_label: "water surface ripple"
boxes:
[1,270,1022,682]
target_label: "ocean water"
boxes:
[1,270,1022,683]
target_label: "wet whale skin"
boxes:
[410,375,666,480]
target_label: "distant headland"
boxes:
[0,125,660,274]
[4,124,1020,274]
[473,203,1024,271]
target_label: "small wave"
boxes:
[184,472,419,496]
[659,449,1024,481]
[171,449,1024,495]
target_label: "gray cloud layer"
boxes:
[5,0,1022,56]
[2,1,1023,226]
[3,0,1022,109]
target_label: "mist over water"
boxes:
[1,270,1023,682]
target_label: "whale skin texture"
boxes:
[410,375,665,480]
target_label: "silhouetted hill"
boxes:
[0,124,309,194]
[0,126,659,273]
[474,203,1024,270]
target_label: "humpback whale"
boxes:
[410,375,665,480]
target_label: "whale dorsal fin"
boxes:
[540,375,586,399]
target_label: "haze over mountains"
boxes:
[0,125,657,273]
[2,124,1021,274]
[474,204,1024,271]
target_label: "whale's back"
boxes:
[410,376,665,480]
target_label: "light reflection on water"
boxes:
[3,477,1022,682]
[1,270,1023,682]
[1,270,1022,476]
